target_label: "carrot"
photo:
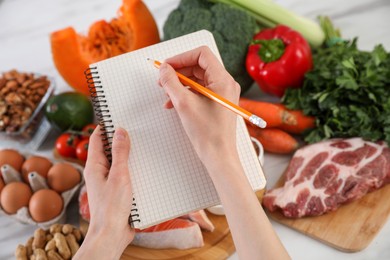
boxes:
[246,125,299,154]
[239,98,297,128]
[275,104,316,134]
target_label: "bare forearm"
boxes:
[203,149,290,260]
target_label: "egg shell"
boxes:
[21,156,52,184]
[0,177,4,193]
[0,182,32,214]
[29,189,63,222]
[0,149,25,172]
[47,162,81,193]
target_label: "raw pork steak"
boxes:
[263,138,390,218]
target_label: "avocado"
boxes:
[45,92,94,131]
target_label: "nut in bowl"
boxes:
[0,70,55,141]
[0,148,84,229]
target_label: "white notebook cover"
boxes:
[89,30,266,229]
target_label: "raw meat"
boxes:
[78,184,212,249]
[132,218,204,249]
[263,138,390,218]
[180,210,215,232]
[78,185,90,221]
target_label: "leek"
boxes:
[210,0,325,47]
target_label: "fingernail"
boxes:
[114,127,127,140]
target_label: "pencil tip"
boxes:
[146,58,155,66]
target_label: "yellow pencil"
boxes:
[149,59,267,128]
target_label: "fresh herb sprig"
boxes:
[282,39,390,145]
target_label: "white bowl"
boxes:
[250,137,264,166]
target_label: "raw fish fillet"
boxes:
[78,185,90,221]
[180,210,215,232]
[132,218,204,249]
[78,184,211,249]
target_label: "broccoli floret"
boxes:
[163,0,257,94]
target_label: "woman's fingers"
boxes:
[83,125,110,190]
[165,46,225,77]
[110,127,131,182]
[165,46,234,92]
[174,65,205,82]
[159,63,189,107]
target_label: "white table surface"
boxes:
[1,0,389,259]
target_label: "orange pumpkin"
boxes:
[50,0,160,95]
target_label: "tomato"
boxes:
[81,123,97,139]
[76,139,89,161]
[55,133,81,158]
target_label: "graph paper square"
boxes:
[90,30,266,229]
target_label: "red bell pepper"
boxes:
[246,25,313,97]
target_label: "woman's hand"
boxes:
[74,126,134,260]
[158,46,241,162]
[159,46,290,260]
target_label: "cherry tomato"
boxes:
[55,133,81,158]
[76,139,89,162]
[81,123,97,139]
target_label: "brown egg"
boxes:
[29,189,63,222]
[0,149,25,172]
[21,156,52,184]
[0,177,4,193]
[0,176,5,193]
[47,162,81,193]
[0,182,32,214]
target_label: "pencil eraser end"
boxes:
[249,115,267,128]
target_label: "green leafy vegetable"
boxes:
[282,39,390,145]
[163,0,257,94]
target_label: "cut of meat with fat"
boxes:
[263,138,390,218]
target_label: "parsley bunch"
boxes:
[282,39,390,145]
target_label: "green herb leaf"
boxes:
[282,38,390,146]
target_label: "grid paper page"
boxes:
[91,30,266,229]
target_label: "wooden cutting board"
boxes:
[267,175,390,252]
[80,211,235,260]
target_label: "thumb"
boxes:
[110,127,130,175]
[159,63,187,105]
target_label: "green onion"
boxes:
[210,0,325,47]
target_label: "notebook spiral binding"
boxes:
[84,67,114,162]
[84,67,141,226]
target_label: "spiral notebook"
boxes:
[85,30,266,229]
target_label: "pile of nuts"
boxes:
[0,69,50,133]
[15,224,84,260]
